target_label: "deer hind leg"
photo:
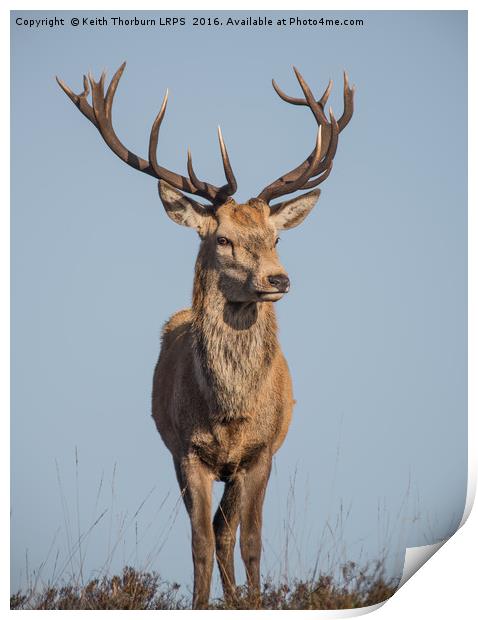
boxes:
[174,456,214,609]
[240,452,272,605]
[213,476,243,602]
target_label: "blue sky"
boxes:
[11,10,467,596]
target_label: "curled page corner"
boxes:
[459,471,476,528]
[287,600,386,617]
[396,464,474,593]
[335,601,385,617]
[398,540,446,589]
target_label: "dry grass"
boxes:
[214,561,398,610]
[10,566,186,610]
[11,561,397,610]
[11,453,403,610]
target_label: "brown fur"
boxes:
[151,192,317,608]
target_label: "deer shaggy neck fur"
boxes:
[191,243,279,421]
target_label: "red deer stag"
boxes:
[57,63,355,608]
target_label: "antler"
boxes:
[56,62,237,205]
[257,67,355,204]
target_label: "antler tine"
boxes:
[186,148,207,192]
[55,73,98,128]
[338,71,355,131]
[148,88,169,170]
[272,72,332,122]
[217,126,238,196]
[272,78,306,106]
[319,79,333,108]
[303,160,334,189]
[292,67,329,125]
[312,108,339,174]
[85,64,155,175]
[148,89,198,193]
[285,128,322,192]
[302,110,339,189]
[291,127,323,188]
[104,62,126,120]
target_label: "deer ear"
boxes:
[158,181,212,237]
[269,189,321,230]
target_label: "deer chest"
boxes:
[191,421,267,480]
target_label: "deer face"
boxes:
[58,64,354,304]
[159,182,321,303]
[211,198,287,303]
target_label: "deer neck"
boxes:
[191,252,279,421]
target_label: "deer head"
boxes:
[57,63,354,303]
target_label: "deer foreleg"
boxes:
[174,456,214,609]
[240,452,272,603]
[213,476,243,602]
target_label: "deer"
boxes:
[57,63,355,608]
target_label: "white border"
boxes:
[4,1,475,617]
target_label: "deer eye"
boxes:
[217,236,230,246]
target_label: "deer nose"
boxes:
[268,274,290,292]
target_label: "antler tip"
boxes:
[156,89,169,119]
[218,125,227,146]
[113,61,127,79]
[343,70,356,93]
[55,75,75,99]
